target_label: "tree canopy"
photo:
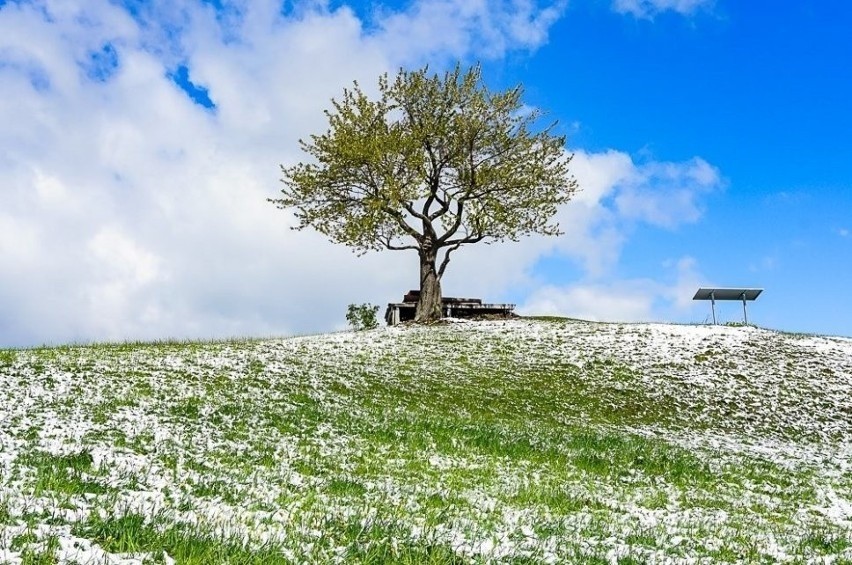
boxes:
[271,64,578,321]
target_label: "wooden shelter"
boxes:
[384,291,515,325]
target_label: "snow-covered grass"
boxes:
[1,318,851,564]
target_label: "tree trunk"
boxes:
[415,248,443,322]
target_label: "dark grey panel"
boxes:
[693,288,763,301]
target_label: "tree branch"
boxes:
[385,241,420,251]
[381,205,422,242]
[436,200,465,245]
[442,233,486,248]
[402,201,429,222]
[421,139,440,216]
[427,179,452,220]
[437,243,461,279]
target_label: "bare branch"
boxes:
[437,243,461,279]
[436,200,465,245]
[381,205,422,242]
[441,233,486,249]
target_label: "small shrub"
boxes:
[346,303,380,331]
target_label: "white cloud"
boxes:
[0,0,722,346]
[518,256,705,322]
[374,0,567,63]
[521,282,658,322]
[612,0,712,19]
[83,227,164,336]
[88,227,161,287]
[838,228,849,238]
[547,152,721,276]
[613,157,722,228]
[0,0,570,346]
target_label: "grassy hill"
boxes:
[1,318,851,563]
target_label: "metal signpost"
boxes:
[693,288,763,325]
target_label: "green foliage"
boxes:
[347,303,380,331]
[271,63,577,278]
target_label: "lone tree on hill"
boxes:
[271,64,578,322]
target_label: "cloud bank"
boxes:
[0,0,721,346]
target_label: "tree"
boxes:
[346,303,380,331]
[271,64,578,322]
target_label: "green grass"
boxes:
[2,319,851,563]
[0,499,12,525]
[18,450,112,496]
[18,535,60,565]
[0,349,16,366]
[73,513,291,564]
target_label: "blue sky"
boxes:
[480,1,852,335]
[0,0,850,346]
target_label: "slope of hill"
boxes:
[1,319,851,563]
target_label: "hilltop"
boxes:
[1,319,851,563]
